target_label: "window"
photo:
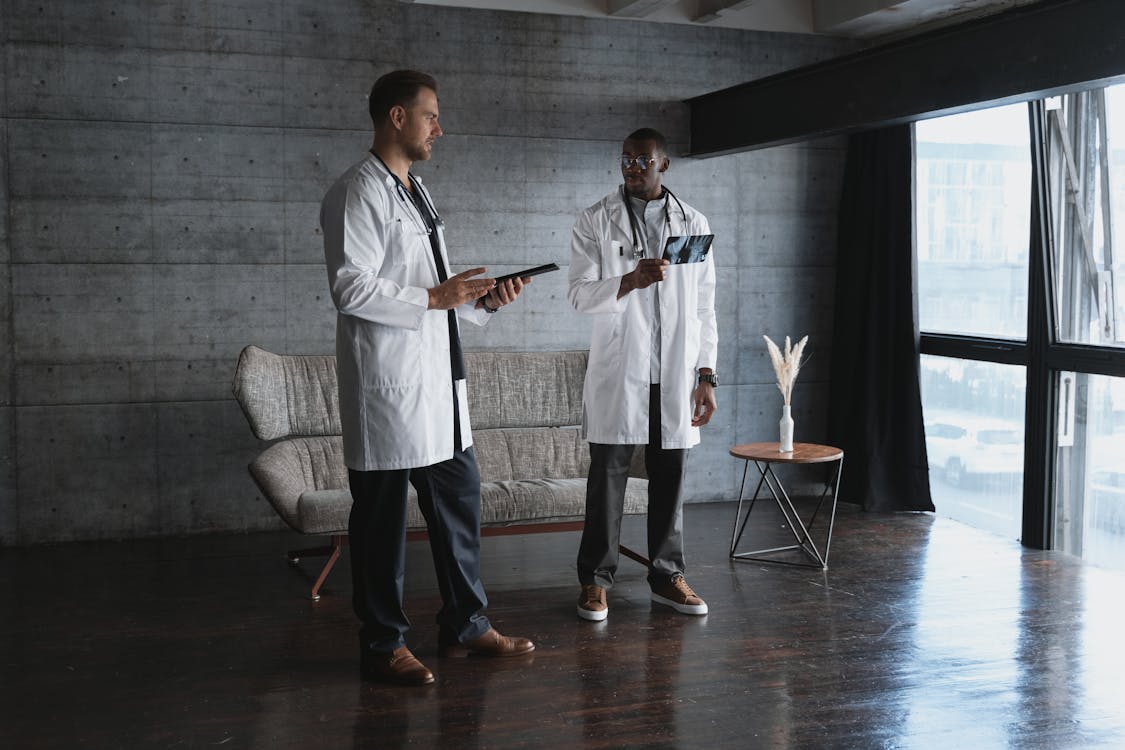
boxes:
[1046,86,1125,347]
[921,356,1025,540]
[915,105,1032,541]
[916,105,1031,340]
[1053,374,1125,568]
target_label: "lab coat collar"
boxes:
[368,153,447,283]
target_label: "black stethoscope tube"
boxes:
[621,185,686,257]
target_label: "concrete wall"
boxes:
[0,0,856,545]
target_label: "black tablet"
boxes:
[492,262,560,284]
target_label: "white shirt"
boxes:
[628,195,666,384]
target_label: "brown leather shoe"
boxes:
[439,627,535,658]
[360,646,435,685]
[577,584,608,621]
[651,575,708,616]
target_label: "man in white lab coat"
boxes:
[568,128,719,622]
[321,70,534,686]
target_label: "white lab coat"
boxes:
[568,188,718,449]
[321,153,490,471]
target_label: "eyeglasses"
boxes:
[620,155,660,171]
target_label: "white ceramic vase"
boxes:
[779,404,794,453]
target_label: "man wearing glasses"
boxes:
[567,128,719,622]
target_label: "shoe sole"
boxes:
[651,593,708,615]
[439,643,536,658]
[359,666,435,685]
[577,605,608,622]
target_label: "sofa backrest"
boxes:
[465,350,587,430]
[233,346,589,440]
[233,346,341,441]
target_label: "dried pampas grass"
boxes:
[764,334,809,406]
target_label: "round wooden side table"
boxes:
[728,442,844,569]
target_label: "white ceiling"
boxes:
[399,0,1045,39]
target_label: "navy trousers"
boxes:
[348,447,491,654]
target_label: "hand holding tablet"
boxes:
[478,263,560,305]
[491,262,560,285]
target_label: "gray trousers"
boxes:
[577,385,688,590]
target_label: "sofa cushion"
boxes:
[249,436,347,530]
[472,427,590,482]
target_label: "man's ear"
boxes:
[389,104,406,130]
[659,156,670,173]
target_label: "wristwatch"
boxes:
[698,372,718,387]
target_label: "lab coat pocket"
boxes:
[601,239,635,279]
[369,325,422,388]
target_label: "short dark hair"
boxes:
[625,127,667,153]
[368,70,438,128]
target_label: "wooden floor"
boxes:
[3,500,1125,749]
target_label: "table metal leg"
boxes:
[729,456,843,570]
[730,458,769,556]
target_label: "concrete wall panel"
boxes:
[17,361,148,407]
[150,2,287,55]
[152,264,287,360]
[12,263,156,362]
[282,57,378,132]
[156,400,278,535]
[285,264,336,355]
[0,407,15,545]
[149,50,284,127]
[283,0,407,62]
[151,125,284,202]
[282,129,363,205]
[11,197,154,264]
[283,201,326,265]
[5,43,152,121]
[16,403,159,543]
[1,107,12,544]
[151,360,235,403]
[8,120,152,199]
[6,1,151,47]
[1,121,11,406]
[152,199,285,265]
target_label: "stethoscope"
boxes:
[373,152,444,237]
[621,184,687,259]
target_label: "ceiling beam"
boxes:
[686,0,1125,156]
[692,0,761,23]
[607,0,677,18]
[811,0,901,32]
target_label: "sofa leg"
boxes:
[618,544,650,567]
[287,535,348,601]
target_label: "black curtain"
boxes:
[828,125,934,512]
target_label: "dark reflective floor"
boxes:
[3,501,1124,749]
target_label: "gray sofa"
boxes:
[233,346,647,599]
